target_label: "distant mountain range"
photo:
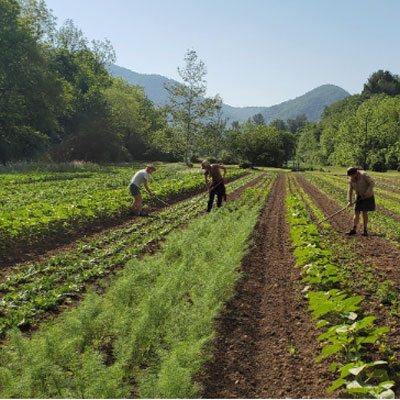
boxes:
[108,64,350,124]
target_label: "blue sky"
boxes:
[45,0,400,107]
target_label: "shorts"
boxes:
[129,183,141,197]
[355,195,375,212]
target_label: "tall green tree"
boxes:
[17,0,56,43]
[164,49,220,165]
[49,19,119,161]
[362,70,400,97]
[327,95,395,169]
[296,122,322,168]
[251,113,265,125]
[104,78,170,160]
[0,0,64,164]
[227,124,295,167]
[287,114,307,134]
[269,119,288,131]
[199,96,227,157]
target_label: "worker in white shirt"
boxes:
[129,164,156,216]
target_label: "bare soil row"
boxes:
[199,174,334,398]
[200,172,400,398]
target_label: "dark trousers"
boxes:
[207,182,226,212]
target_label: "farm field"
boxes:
[0,164,247,264]
[1,166,400,398]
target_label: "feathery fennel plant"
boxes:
[0,177,273,398]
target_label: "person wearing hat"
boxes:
[201,160,227,212]
[129,164,156,216]
[346,166,375,236]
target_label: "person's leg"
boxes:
[353,210,360,229]
[347,210,360,235]
[207,191,216,212]
[362,211,368,235]
[221,184,227,202]
[131,195,142,214]
[216,192,223,208]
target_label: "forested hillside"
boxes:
[108,64,350,123]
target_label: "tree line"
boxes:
[0,0,171,165]
[1,0,298,168]
[11,0,396,171]
[297,70,400,171]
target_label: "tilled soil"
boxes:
[198,174,335,399]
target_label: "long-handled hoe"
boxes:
[170,180,227,214]
[152,194,170,208]
[151,179,226,215]
[317,204,350,225]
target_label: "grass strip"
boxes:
[0,178,272,398]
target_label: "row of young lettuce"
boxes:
[1,166,400,397]
[0,168,276,398]
[0,165,246,259]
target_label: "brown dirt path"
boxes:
[198,174,334,399]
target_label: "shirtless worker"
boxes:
[201,160,227,212]
[129,164,156,216]
[346,166,375,236]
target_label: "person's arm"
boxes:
[143,179,153,196]
[204,171,211,189]
[347,184,353,207]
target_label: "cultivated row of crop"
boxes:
[292,175,400,316]
[0,171,95,185]
[286,175,396,398]
[0,172,270,336]
[292,174,400,354]
[0,166,247,258]
[301,173,400,245]
[373,175,400,191]
[0,173,276,398]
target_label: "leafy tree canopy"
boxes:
[362,70,400,97]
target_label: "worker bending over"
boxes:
[346,166,375,236]
[201,160,227,212]
[129,164,156,216]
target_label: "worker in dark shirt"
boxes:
[201,160,227,212]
